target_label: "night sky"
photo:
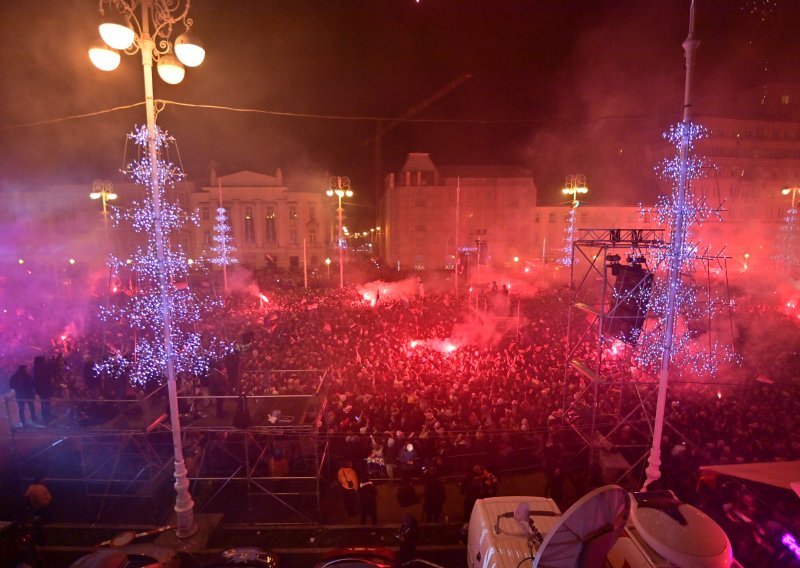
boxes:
[2,0,799,225]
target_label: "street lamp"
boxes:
[781,186,800,210]
[562,174,588,208]
[326,176,353,289]
[325,257,331,278]
[90,179,118,215]
[89,0,205,539]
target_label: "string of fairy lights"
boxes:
[210,206,238,268]
[97,124,232,385]
[635,120,738,377]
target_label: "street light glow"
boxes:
[98,14,135,50]
[89,41,121,71]
[174,32,205,67]
[157,53,185,84]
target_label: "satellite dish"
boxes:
[630,491,733,568]
[533,485,630,568]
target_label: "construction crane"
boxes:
[368,73,472,226]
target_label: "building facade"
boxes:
[190,169,331,270]
[380,153,538,270]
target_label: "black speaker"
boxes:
[606,263,653,344]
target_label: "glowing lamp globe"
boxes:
[98,17,135,50]
[89,43,121,71]
[175,32,205,67]
[157,54,185,84]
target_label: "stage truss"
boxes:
[560,228,734,488]
[8,369,330,525]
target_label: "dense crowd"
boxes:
[3,273,800,562]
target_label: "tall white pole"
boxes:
[139,1,196,536]
[643,0,699,491]
[338,195,344,289]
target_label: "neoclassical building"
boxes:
[189,169,332,270]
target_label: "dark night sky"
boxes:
[2,0,800,224]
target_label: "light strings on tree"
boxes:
[559,208,577,266]
[210,206,238,267]
[773,206,800,269]
[98,125,232,385]
[636,121,738,377]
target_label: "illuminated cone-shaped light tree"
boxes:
[98,125,231,386]
[774,187,800,271]
[641,0,737,490]
[559,174,588,266]
[210,201,238,293]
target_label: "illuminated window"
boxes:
[548,213,555,223]
[308,230,317,244]
[288,203,298,220]
[203,230,211,245]
[289,230,298,244]
[265,206,277,244]
[244,206,255,243]
[782,94,790,105]
[202,207,209,221]
[309,204,316,222]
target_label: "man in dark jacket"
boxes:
[358,475,378,525]
[423,468,446,523]
[10,365,36,425]
[32,356,53,424]
[208,361,228,419]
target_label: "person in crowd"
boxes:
[10,365,37,426]
[32,356,53,425]
[24,477,52,522]
[461,464,483,522]
[208,360,228,419]
[337,459,359,518]
[396,473,419,508]
[384,436,398,479]
[397,513,420,565]
[358,473,378,525]
[422,467,446,523]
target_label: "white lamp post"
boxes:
[326,176,353,289]
[89,0,205,539]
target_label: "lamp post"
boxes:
[561,174,588,208]
[560,174,588,267]
[325,257,331,279]
[326,176,353,289]
[89,0,205,539]
[781,186,800,210]
[90,179,118,217]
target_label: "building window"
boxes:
[782,94,790,105]
[289,230,298,244]
[244,206,255,243]
[534,213,540,223]
[288,203,298,220]
[414,198,426,207]
[202,207,209,221]
[309,204,316,222]
[203,230,211,245]
[308,230,317,244]
[289,256,300,270]
[548,213,556,223]
[265,206,277,244]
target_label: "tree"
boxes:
[210,203,238,292]
[97,125,231,385]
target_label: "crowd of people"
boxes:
[3,270,800,554]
